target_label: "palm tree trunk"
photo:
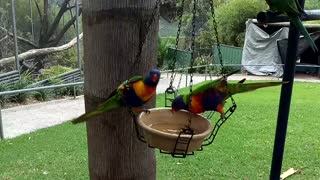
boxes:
[82,0,158,179]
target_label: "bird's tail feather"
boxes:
[71,96,122,124]
[290,16,318,52]
[228,81,286,95]
[71,110,105,124]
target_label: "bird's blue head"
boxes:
[144,69,161,87]
[171,95,188,112]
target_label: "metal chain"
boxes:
[187,0,197,127]
[133,0,161,71]
[175,70,185,94]
[168,0,185,88]
[208,0,225,76]
[230,94,236,105]
[189,0,197,96]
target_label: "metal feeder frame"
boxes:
[132,94,237,158]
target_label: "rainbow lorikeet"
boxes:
[171,76,284,118]
[72,69,161,124]
[266,0,318,52]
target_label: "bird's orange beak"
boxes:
[216,104,224,115]
[171,108,178,113]
[152,74,158,83]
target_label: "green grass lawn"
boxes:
[1,81,319,179]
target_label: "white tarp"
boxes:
[241,19,289,76]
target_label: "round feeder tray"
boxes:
[137,108,212,153]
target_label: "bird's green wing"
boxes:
[180,77,225,104]
[289,16,318,52]
[190,78,224,95]
[293,0,305,14]
[265,0,272,6]
[266,0,277,11]
[282,0,318,52]
[72,75,144,124]
[180,69,239,104]
[285,0,300,16]
[267,0,298,16]
[188,69,238,96]
[127,76,143,83]
[115,75,143,92]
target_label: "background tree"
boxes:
[0,5,11,63]
[0,0,82,73]
[197,0,267,47]
[196,0,320,47]
[32,0,82,72]
[173,0,227,49]
[82,0,158,179]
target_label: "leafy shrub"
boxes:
[45,77,83,98]
[50,48,78,68]
[72,86,84,96]
[193,55,212,74]
[157,37,175,68]
[0,83,9,107]
[51,85,83,97]
[38,66,83,98]
[207,64,239,76]
[33,90,54,101]
[10,71,34,103]
[39,65,73,80]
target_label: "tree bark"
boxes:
[39,0,49,47]
[82,0,158,179]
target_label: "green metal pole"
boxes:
[10,0,20,76]
[75,0,81,70]
[0,105,4,140]
[29,0,34,41]
[270,0,305,179]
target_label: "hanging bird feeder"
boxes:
[137,108,212,156]
[133,0,238,158]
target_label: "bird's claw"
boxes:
[221,113,226,121]
[131,107,151,115]
[125,85,130,91]
[143,109,151,114]
[182,127,194,134]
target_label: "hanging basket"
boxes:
[137,108,212,153]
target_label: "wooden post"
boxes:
[82,0,158,179]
